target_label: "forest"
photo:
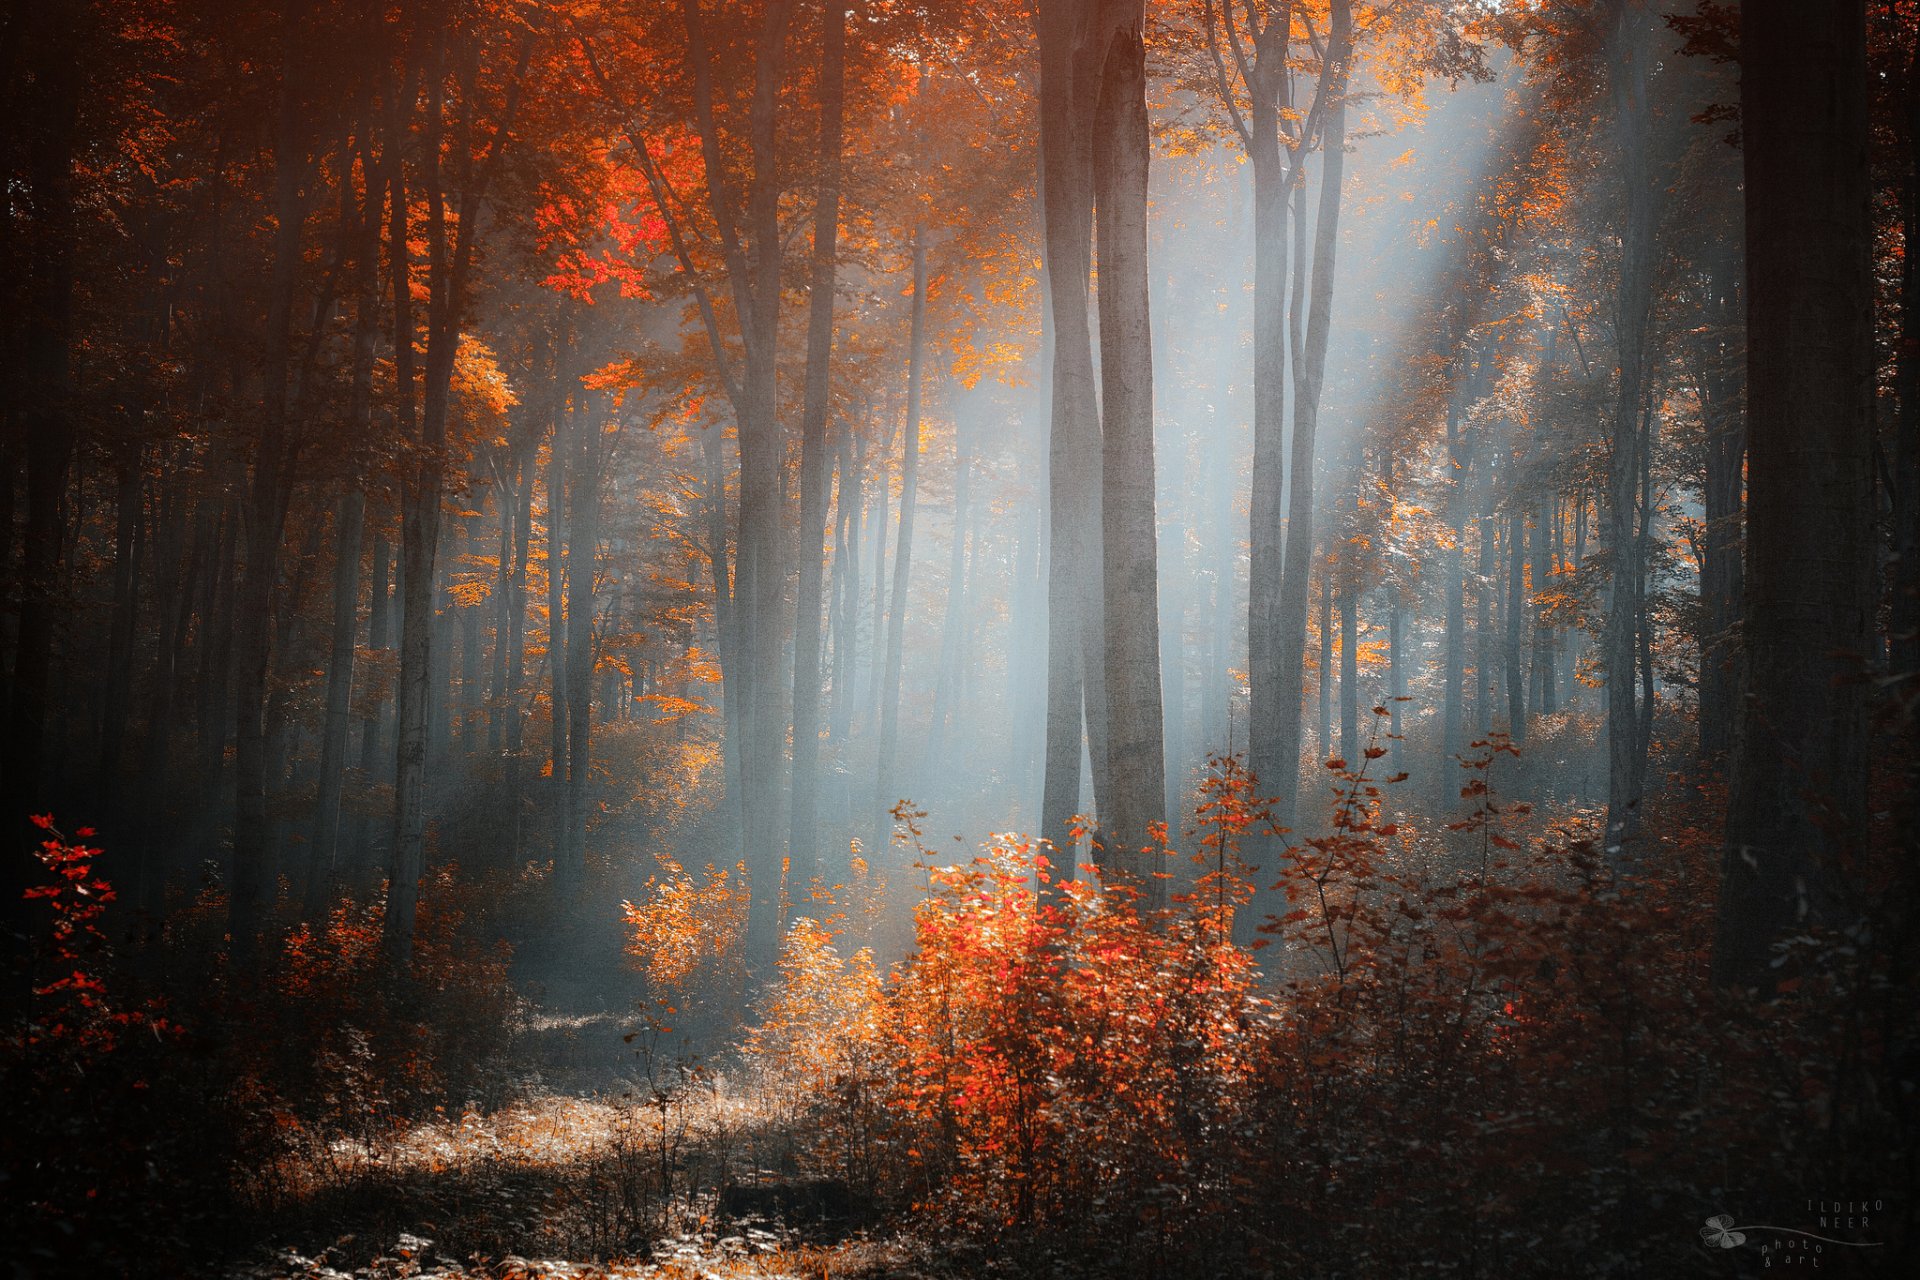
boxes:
[2,0,1916,1275]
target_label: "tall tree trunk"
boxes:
[876,230,927,844]
[1091,0,1165,888]
[389,30,448,962]
[1318,580,1333,755]
[99,453,143,805]
[307,490,365,915]
[1268,0,1352,835]
[830,420,861,745]
[231,2,312,966]
[1339,573,1358,765]
[1237,8,1293,838]
[349,533,391,877]
[1715,0,1874,989]
[3,5,81,939]
[1602,0,1659,854]
[1440,399,1468,799]
[1698,248,1745,763]
[1894,37,1920,683]
[1505,507,1526,744]
[928,412,972,758]
[789,0,847,889]
[1475,487,1496,738]
[545,341,572,828]
[683,0,796,974]
[1037,0,1106,866]
[561,392,601,901]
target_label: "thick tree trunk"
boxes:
[3,6,81,946]
[1895,38,1920,682]
[683,0,796,974]
[1091,0,1165,890]
[788,0,846,890]
[1715,0,1874,988]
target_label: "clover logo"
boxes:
[1700,1214,1747,1249]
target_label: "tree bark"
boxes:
[1602,0,1660,854]
[789,0,847,889]
[1269,0,1353,834]
[876,230,927,845]
[1037,0,1107,867]
[308,490,365,915]
[1091,0,1165,891]
[1715,0,1875,989]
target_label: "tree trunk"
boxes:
[99,453,143,805]
[1715,0,1875,989]
[876,230,927,844]
[561,390,601,901]
[788,0,846,891]
[1339,572,1358,765]
[1698,248,1745,763]
[1602,0,1660,854]
[1505,508,1526,744]
[1268,0,1352,835]
[1091,0,1165,890]
[307,489,365,915]
[1037,0,1106,866]
[231,2,312,966]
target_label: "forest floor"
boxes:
[224,1035,927,1280]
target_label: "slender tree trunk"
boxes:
[99,453,143,805]
[1339,572,1358,765]
[1505,508,1526,744]
[561,392,601,901]
[307,489,365,915]
[1037,0,1106,866]
[389,30,448,962]
[788,0,846,889]
[231,2,312,966]
[1269,0,1352,835]
[876,230,927,840]
[348,533,391,877]
[1602,0,1659,854]
[1475,487,1496,738]
[928,413,972,758]
[830,421,861,745]
[1698,248,1745,763]
[1318,581,1333,755]
[1715,0,1874,989]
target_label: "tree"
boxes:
[1714,0,1876,988]
[1090,0,1167,891]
